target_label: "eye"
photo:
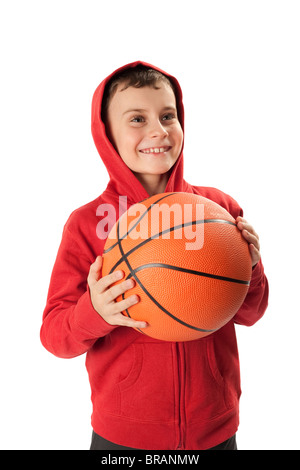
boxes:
[162,113,176,121]
[131,115,145,123]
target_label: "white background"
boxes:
[1,0,299,450]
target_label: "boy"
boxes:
[41,61,268,450]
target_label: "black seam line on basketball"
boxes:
[121,294,145,333]
[103,193,176,254]
[124,272,216,334]
[108,218,237,275]
[121,298,145,335]
[117,220,165,333]
[116,222,216,333]
[128,263,250,286]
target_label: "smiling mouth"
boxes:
[139,146,172,154]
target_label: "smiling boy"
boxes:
[41,61,268,450]
[104,78,183,196]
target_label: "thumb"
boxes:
[87,255,103,287]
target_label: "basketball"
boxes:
[101,192,252,342]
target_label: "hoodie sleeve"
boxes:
[194,186,269,327]
[226,197,269,327]
[225,197,269,327]
[40,225,117,359]
[233,258,269,326]
[192,185,269,326]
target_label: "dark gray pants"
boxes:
[90,431,237,450]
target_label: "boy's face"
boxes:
[106,82,183,181]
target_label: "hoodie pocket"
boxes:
[118,342,176,422]
[184,336,232,420]
[206,336,224,388]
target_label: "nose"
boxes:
[148,119,169,139]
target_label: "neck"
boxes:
[134,172,169,197]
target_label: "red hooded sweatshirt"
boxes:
[41,61,269,450]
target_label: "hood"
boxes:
[91,60,190,204]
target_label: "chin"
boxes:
[149,158,178,172]
[148,166,173,175]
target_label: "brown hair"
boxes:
[101,64,176,122]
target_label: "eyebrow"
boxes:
[123,108,146,115]
[122,106,177,116]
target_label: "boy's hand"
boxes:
[236,216,261,268]
[87,256,147,329]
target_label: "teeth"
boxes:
[141,147,169,154]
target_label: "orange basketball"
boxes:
[102,192,252,342]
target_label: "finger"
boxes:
[110,312,147,329]
[238,222,259,239]
[110,294,140,314]
[249,243,261,267]
[97,270,124,294]
[105,279,136,303]
[236,218,249,230]
[236,219,247,232]
[236,216,247,223]
[87,256,103,287]
[242,229,260,251]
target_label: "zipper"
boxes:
[175,342,185,450]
